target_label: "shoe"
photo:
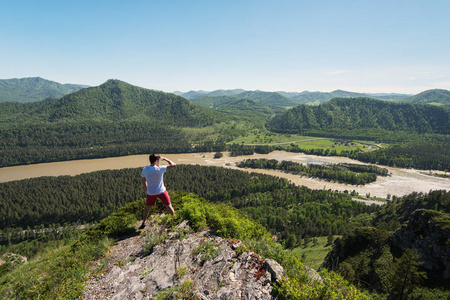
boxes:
[139,222,146,229]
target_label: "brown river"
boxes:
[1,151,449,202]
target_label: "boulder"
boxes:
[83,219,281,299]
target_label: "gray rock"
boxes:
[83,219,279,299]
[303,266,323,284]
[264,259,284,283]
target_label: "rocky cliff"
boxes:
[83,217,286,299]
[320,208,450,293]
[391,209,450,280]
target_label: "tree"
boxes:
[388,248,427,299]
[327,233,334,246]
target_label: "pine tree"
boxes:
[388,248,427,299]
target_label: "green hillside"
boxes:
[175,89,246,99]
[181,89,298,107]
[278,90,411,105]
[0,190,369,300]
[405,89,450,107]
[290,90,368,105]
[267,97,450,170]
[0,80,231,166]
[0,79,221,126]
[268,97,450,136]
[1,166,447,299]
[206,89,246,97]
[322,190,450,298]
[0,77,88,103]
[233,90,298,107]
[182,89,411,105]
[190,95,286,118]
[214,98,286,116]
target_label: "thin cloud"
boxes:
[325,70,351,75]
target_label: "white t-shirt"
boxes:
[141,165,167,195]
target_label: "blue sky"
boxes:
[1,0,449,94]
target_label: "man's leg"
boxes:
[166,204,175,215]
[140,194,157,229]
[139,205,152,229]
[142,205,152,222]
[159,191,175,216]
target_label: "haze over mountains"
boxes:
[175,89,414,105]
[2,77,450,108]
[173,88,450,108]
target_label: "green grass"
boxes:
[182,120,260,143]
[230,131,318,145]
[230,130,384,154]
[0,194,370,299]
[292,236,339,270]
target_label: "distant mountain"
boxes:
[278,90,411,105]
[173,90,207,99]
[366,92,412,101]
[183,90,297,107]
[206,89,246,97]
[188,95,286,121]
[268,97,449,135]
[177,89,413,106]
[404,89,450,107]
[0,77,89,103]
[233,91,298,107]
[175,89,246,99]
[0,79,223,127]
[189,95,238,108]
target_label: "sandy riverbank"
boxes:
[1,151,448,199]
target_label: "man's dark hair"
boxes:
[149,153,161,164]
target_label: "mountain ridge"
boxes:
[1,79,223,127]
[0,77,89,103]
[176,88,415,104]
[404,88,450,107]
[268,97,450,136]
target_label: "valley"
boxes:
[1,78,449,299]
[1,151,448,200]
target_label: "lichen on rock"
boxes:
[82,216,284,299]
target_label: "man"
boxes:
[140,153,176,229]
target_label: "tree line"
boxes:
[268,97,449,136]
[236,158,388,185]
[0,165,378,251]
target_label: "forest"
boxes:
[1,165,448,299]
[0,121,193,166]
[236,158,388,185]
[0,165,378,251]
[268,97,449,135]
[1,80,449,172]
[321,190,450,298]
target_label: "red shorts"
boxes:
[146,190,171,206]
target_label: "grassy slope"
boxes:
[0,194,368,300]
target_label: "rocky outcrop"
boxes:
[83,218,285,299]
[391,209,450,279]
[0,253,27,266]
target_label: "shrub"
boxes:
[176,265,187,278]
[142,227,167,256]
[274,269,370,300]
[192,240,221,263]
